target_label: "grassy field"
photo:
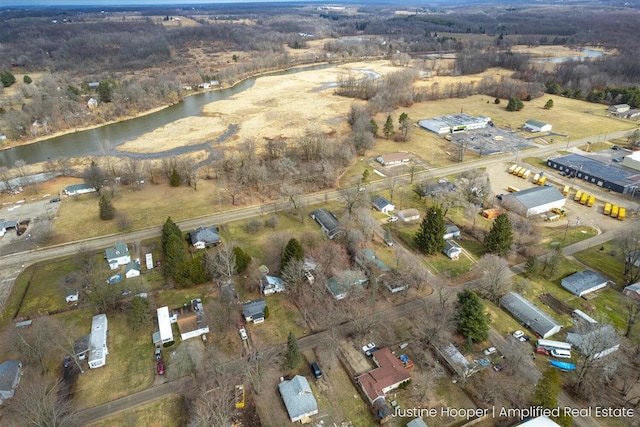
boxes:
[572,241,626,287]
[540,225,599,249]
[87,394,186,427]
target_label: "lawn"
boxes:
[72,312,155,411]
[87,394,186,427]
[572,241,626,287]
[250,295,306,345]
[540,225,599,249]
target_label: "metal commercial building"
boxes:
[500,292,562,338]
[418,114,491,134]
[502,186,566,217]
[547,154,640,194]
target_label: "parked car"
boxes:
[49,198,61,203]
[535,347,550,356]
[387,216,399,223]
[239,328,248,341]
[157,361,165,375]
[154,347,162,362]
[310,362,322,379]
[483,347,497,356]
[519,335,531,343]
[512,330,524,339]
[493,364,504,372]
[63,356,72,369]
[362,342,379,357]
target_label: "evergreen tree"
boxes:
[284,331,302,371]
[281,238,304,271]
[23,75,32,85]
[169,168,181,187]
[414,205,446,255]
[456,289,490,343]
[544,99,554,109]
[484,213,513,256]
[98,195,116,220]
[398,112,409,140]
[233,246,252,273]
[83,160,105,195]
[97,80,112,103]
[161,217,183,254]
[165,233,190,287]
[361,169,370,186]
[534,368,572,426]
[383,114,394,139]
[506,96,524,111]
[370,119,378,137]
[0,71,16,87]
[128,296,151,330]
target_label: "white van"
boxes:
[551,349,571,359]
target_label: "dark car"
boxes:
[612,145,620,150]
[63,356,72,369]
[157,361,165,375]
[50,198,61,203]
[310,362,322,379]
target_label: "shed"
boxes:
[65,289,79,303]
[278,375,319,423]
[524,119,552,132]
[0,360,22,404]
[397,209,420,222]
[500,292,562,338]
[189,226,220,249]
[310,209,344,239]
[443,240,462,260]
[443,223,460,239]
[371,195,395,214]
[242,299,267,324]
[502,186,566,217]
[561,270,608,297]
[566,324,619,359]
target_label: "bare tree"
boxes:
[280,183,304,211]
[353,207,378,241]
[475,254,512,304]
[623,299,640,338]
[7,371,76,427]
[338,188,363,219]
[0,166,14,192]
[206,244,237,280]
[11,317,56,374]
[386,176,399,203]
[280,258,307,302]
[620,230,640,286]
[411,297,454,347]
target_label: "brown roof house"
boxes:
[356,347,411,421]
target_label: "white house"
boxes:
[371,195,395,214]
[443,223,461,240]
[157,307,174,344]
[105,242,131,270]
[260,276,285,295]
[65,289,79,303]
[242,299,267,324]
[397,209,420,222]
[443,240,462,260]
[561,270,608,298]
[524,119,552,132]
[177,299,210,341]
[125,261,141,279]
[88,314,108,369]
[64,183,97,196]
[375,152,410,166]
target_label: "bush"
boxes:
[243,219,262,234]
[265,215,279,228]
[494,98,501,104]
[23,75,32,84]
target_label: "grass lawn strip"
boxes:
[87,394,186,427]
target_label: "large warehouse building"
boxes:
[502,186,566,217]
[418,114,491,134]
[500,292,562,338]
[547,154,640,194]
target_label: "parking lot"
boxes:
[449,127,540,157]
[0,194,59,256]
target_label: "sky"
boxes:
[2,0,316,6]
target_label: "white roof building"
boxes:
[88,314,108,369]
[502,186,566,217]
[157,307,174,344]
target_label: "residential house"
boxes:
[443,240,462,260]
[278,375,319,423]
[561,270,608,298]
[625,250,640,268]
[326,273,367,300]
[406,418,428,427]
[375,152,410,166]
[260,275,285,295]
[125,261,141,279]
[65,289,79,304]
[155,307,174,345]
[623,283,640,301]
[436,343,475,379]
[397,209,420,222]
[176,299,210,341]
[189,226,221,249]
[443,223,461,239]
[73,335,90,360]
[356,347,411,421]
[500,292,562,338]
[310,209,344,239]
[88,314,108,369]
[517,416,561,427]
[104,242,131,270]
[524,119,552,132]
[64,183,97,196]
[608,104,630,115]
[0,360,22,404]
[567,324,620,359]
[242,299,267,324]
[371,195,395,214]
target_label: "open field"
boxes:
[87,394,186,427]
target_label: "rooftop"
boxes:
[377,152,410,163]
[0,360,21,393]
[501,292,562,338]
[88,314,108,365]
[561,270,608,296]
[242,299,267,319]
[525,119,549,128]
[566,324,619,358]
[105,242,129,260]
[548,154,640,188]
[310,209,342,238]
[371,195,393,210]
[506,186,565,209]
[356,347,411,403]
[189,226,220,245]
[278,375,318,421]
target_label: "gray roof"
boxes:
[506,186,565,209]
[561,270,608,296]
[624,283,640,293]
[242,299,267,320]
[444,223,460,236]
[500,292,562,338]
[525,119,549,128]
[444,240,461,252]
[361,248,389,271]
[278,375,318,421]
[189,226,220,245]
[310,209,343,239]
[407,419,428,427]
[125,261,140,274]
[105,242,129,261]
[371,195,392,210]
[548,154,640,189]
[0,360,21,393]
[326,274,367,298]
[65,183,97,193]
[566,324,619,358]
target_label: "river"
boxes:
[530,48,604,63]
[0,63,336,167]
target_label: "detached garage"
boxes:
[524,119,552,132]
[502,186,566,217]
